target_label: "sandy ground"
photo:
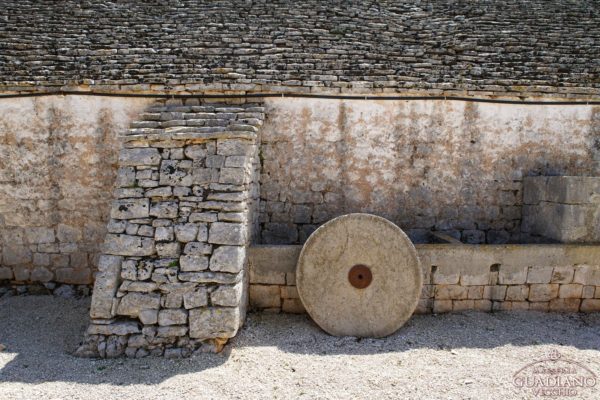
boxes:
[0,295,599,400]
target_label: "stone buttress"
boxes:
[76,99,263,358]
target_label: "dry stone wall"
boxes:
[77,99,264,358]
[259,98,600,245]
[248,245,600,314]
[1,1,599,100]
[0,96,153,286]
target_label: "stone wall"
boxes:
[259,98,600,245]
[248,245,600,314]
[523,176,600,242]
[1,1,600,100]
[0,95,153,285]
[77,99,265,358]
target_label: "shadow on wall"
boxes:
[1,295,599,385]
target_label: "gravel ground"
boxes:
[1,295,599,400]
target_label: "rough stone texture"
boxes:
[259,98,600,245]
[1,1,599,100]
[522,176,600,243]
[0,96,152,284]
[296,214,422,337]
[76,99,263,357]
[249,244,600,314]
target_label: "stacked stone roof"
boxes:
[1,0,599,98]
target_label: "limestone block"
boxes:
[453,300,474,312]
[183,288,208,309]
[219,168,246,185]
[217,139,253,156]
[431,266,460,285]
[209,246,245,273]
[211,282,243,307]
[249,285,281,308]
[160,160,193,186]
[582,285,595,298]
[88,322,141,336]
[57,224,82,242]
[467,286,484,299]
[30,267,54,282]
[158,309,188,326]
[280,285,299,299]
[156,242,181,257]
[184,145,207,159]
[183,242,212,255]
[103,234,155,256]
[529,302,550,312]
[56,268,91,284]
[249,268,286,285]
[498,265,527,285]
[139,309,159,324]
[485,285,507,301]
[189,307,240,339]
[551,266,575,284]
[528,284,559,302]
[33,253,50,266]
[116,293,160,317]
[573,265,600,285]
[2,245,32,265]
[208,222,246,245]
[0,267,13,280]
[558,284,583,298]
[116,167,136,187]
[180,255,209,272]
[154,226,174,242]
[90,255,123,319]
[111,198,149,219]
[527,266,553,284]
[189,212,218,223]
[433,300,453,313]
[119,148,161,166]
[549,298,581,312]
[157,326,188,337]
[174,223,198,242]
[505,285,529,301]
[580,299,600,312]
[282,298,306,313]
[24,227,55,244]
[473,300,492,312]
[149,201,178,218]
[179,271,240,284]
[435,285,468,300]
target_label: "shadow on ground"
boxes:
[1,294,599,386]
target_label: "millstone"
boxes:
[296,213,422,338]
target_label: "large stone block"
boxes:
[119,148,161,166]
[90,255,122,319]
[103,234,155,256]
[189,307,240,339]
[211,282,244,307]
[209,246,245,273]
[208,222,246,245]
[110,198,149,219]
[116,293,161,317]
[522,176,600,243]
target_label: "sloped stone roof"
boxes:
[1,0,599,98]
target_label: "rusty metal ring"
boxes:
[348,264,372,289]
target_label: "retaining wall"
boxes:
[248,244,600,314]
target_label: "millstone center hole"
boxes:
[348,264,372,289]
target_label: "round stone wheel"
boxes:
[296,213,422,338]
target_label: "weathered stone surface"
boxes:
[116,293,160,317]
[149,201,178,218]
[24,227,55,244]
[178,271,240,284]
[529,284,559,302]
[174,223,198,242]
[189,307,240,339]
[211,282,243,307]
[0,267,13,280]
[119,148,161,166]
[88,322,141,336]
[158,309,188,326]
[139,309,159,325]
[183,288,209,309]
[180,255,209,272]
[103,234,155,256]
[208,222,246,245]
[183,242,212,255]
[111,198,149,219]
[297,214,422,337]
[209,246,245,273]
[90,255,123,319]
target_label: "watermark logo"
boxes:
[513,350,596,397]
